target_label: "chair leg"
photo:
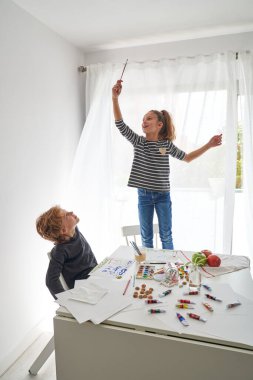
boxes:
[28,335,54,375]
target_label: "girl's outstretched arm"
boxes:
[112,80,123,121]
[183,134,222,163]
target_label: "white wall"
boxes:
[0,0,85,374]
[85,31,253,64]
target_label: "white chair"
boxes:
[121,224,159,249]
[28,252,69,376]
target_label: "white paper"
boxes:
[56,276,133,324]
[89,257,134,279]
[68,282,108,304]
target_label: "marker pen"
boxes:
[176,313,189,326]
[158,289,172,297]
[205,294,222,302]
[145,299,162,304]
[226,301,242,309]
[148,309,166,314]
[187,313,207,322]
[177,299,196,304]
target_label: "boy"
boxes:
[36,206,97,299]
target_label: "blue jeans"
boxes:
[138,188,173,250]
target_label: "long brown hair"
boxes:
[151,110,176,141]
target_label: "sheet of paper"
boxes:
[144,249,178,263]
[56,277,133,324]
[68,282,108,304]
[89,257,134,279]
[56,288,132,324]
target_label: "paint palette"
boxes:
[136,265,155,280]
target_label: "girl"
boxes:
[112,80,222,249]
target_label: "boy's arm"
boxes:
[183,134,222,163]
[46,258,65,299]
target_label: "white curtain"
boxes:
[65,53,237,262]
[238,52,253,263]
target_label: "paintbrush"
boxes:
[119,58,128,80]
[130,241,142,256]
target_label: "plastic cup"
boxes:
[135,252,146,263]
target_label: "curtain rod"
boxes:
[78,51,242,72]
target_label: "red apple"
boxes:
[207,254,221,267]
[201,249,212,258]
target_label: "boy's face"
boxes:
[60,209,79,236]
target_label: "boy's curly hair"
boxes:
[36,206,65,244]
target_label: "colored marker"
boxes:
[187,313,207,322]
[203,302,213,312]
[226,301,242,309]
[205,294,222,302]
[183,291,199,295]
[145,299,162,304]
[176,304,194,309]
[176,313,189,326]
[158,289,172,297]
[202,284,212,291]
[177,299,196,304]
[148,309,166,314]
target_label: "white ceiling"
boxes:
[12,0,253,52]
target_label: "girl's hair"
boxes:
[36,206,65,244]
[151,110,176,141]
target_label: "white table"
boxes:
[54,246,253,380]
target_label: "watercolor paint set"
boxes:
[136,264,156,280]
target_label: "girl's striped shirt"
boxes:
[116,119,186,192]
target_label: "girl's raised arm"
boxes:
[112,80,123,121]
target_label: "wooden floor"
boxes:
[1,331,56,380]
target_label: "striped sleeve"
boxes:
[167,140,186,160]
[115,119,141,146]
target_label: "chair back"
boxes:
[47,251,69,290]
[121,224,159,248]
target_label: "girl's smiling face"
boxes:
[142,111,163,138]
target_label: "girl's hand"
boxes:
[208,134,222,148]
[112,80,122,99]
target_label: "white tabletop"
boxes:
[56,246,253,350]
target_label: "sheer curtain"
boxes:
[238,51,253,263]
[65,54,237,261]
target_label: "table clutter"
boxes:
[55,245,253,348]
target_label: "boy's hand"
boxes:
[112,80,122,99]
